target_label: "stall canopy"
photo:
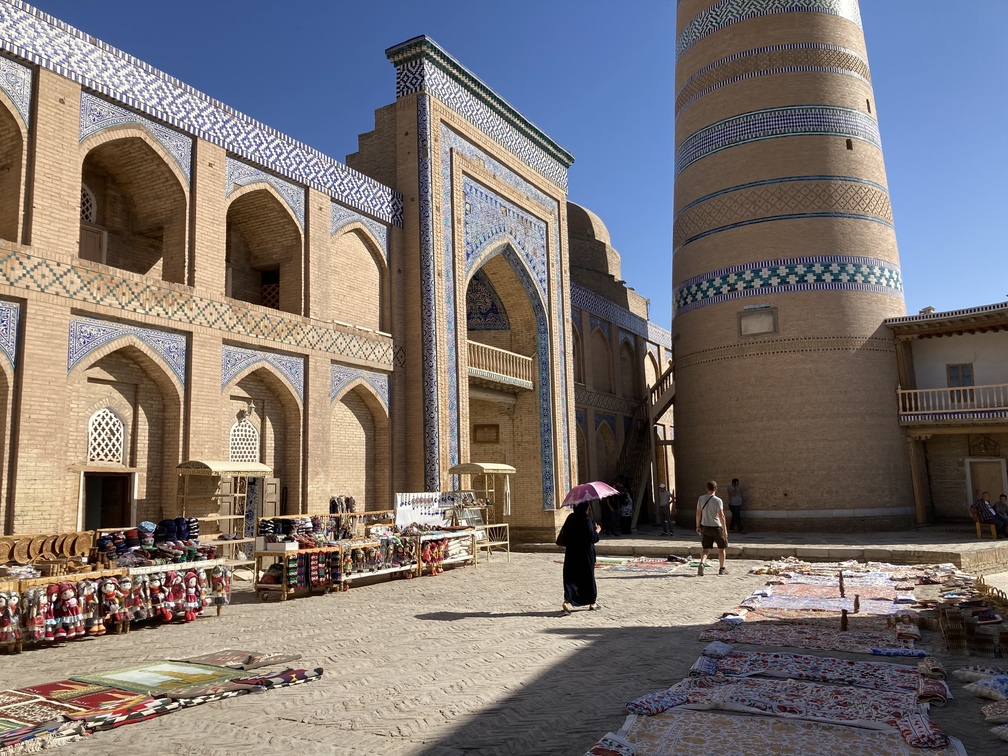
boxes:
[448,462,515,516]
[176,461,273,476]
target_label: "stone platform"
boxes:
[524,524,1008,575]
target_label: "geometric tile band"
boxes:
[0,247,393,368]
[221,344,305,404]
[0,298,19,368]
[677,0,863,61]
[0,3,401,225]
[416,93,439,490]
[80,92,193,183]
[0,53,32,125]
[226,157,305,230]
[594,412,616,437]
[330,364,389,411]
[673,176,892,250]
[387,36,572,190]
[68,316,187,386]
[676,43,871,115]
[571,284,672,349]
[674,255,903,315]
[675,105,880,177]
[330,203,389,268]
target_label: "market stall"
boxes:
[447,462,514,562]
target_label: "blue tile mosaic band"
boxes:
[68,316,186,385]
[221,344,304,403]
[330,364,389,411]
[387,37,573,190]
[676,105,880,177]
[80,92,193,183]
[674,255,903,315]
[417,93,440,490]
[0,299,19,368]
[677,0,862,61]
[0,53,31,125]
[595,412,616,437]
[442,125,567,505]
[331,202,389,267]
[676,43,871,115]
[225,157,305,230]
[570,307,581,333]
[466,269,510,331]
[571,284,672,349]
[0,1,401,225]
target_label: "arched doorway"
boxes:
[222,365,303,514]
[464,245,551,519]
[620,340,638,400]
[0,95,25,243]
[331,384,390,510]
[67,342,183,530]
[595,422,617,483]
[79,133,188,281]
[226,187,303,314]
[591,328,611,393]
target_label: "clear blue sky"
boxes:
[27,1,1008,328]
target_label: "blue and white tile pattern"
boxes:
[226,157,305,230]
[330,364,389,411]
[331,202,389,267]
[221,344,304,404]
[0,53,31,125]
[68,316,186,385]
[0,299,19,368]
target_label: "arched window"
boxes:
[229,417,260,463]
[88,407,124,464]
[80,184,96,224]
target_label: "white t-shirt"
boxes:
[697,494,724,528]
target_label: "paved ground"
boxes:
[0,547,1005,755]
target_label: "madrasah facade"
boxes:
[0,2,674,543]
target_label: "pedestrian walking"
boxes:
[695,480,728,576]
[727,478,745,534]
[557,501,601,614]
[658,483,674,536]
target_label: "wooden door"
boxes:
[79,225,105,263]
[969,459,1006,505]
[263,477,280,518]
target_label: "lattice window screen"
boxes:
[88,408,124,464]
[229,417,260,463]
[80,185,96,223]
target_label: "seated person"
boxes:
[973,491,1008,536]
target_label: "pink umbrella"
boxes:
[561,481,620,508]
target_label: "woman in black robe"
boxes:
[560,501,601,614]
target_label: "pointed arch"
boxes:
[79,125,190,200]
[223,359,303,411]
[331,223,388,332]
[331,383,390,511]
[590,327,612,394]
[229,416,260,463]
[225,182,303,233]
[68,334,184,405]
[594,423,617,484]
[88,407,126,464]
[619,340,639,400]
[0,91,27,243]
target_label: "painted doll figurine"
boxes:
[57,582,84,640]
[166,571,185,616]
[0,594,14,653]
[6,592,23,653]
[210,565,231,607]
[128,575,151,622]
[25,589,46,644]
[100,577,127,634]
[77,579,103,637]
[44,584,59,642]
[182,570,201,622]
[148,574,173,623]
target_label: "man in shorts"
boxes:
[695,480,728,576]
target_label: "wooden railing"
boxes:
[898,383,1008,416]
[649,363,675,422]
[467,341,534,390]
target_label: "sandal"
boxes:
[561,603,572,616]
[589,604,601,611]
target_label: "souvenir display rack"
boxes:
[416,529,476,576]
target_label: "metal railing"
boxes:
[467,341,534,390]
[898,383,1008,415]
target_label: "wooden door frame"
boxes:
[77,470,135,530]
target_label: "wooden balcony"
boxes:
[898,383,1008,425]
[467,341,534,391]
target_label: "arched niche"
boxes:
[590,328,612,394]
[331,383,390,511]
[0,95,26,243]
[332,225,387,331]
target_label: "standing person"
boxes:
[619,485,634,535]
[727,478,745,534]
[695,480,728,576]
[658,483,674,537]
[601,495,619,538]
[558,502,601,614]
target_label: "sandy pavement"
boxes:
[0,553,1004,755]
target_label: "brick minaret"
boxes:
[672,0,913,528]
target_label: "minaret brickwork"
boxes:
[672,0,913,528]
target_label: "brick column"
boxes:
[10,300,71,531]
[304,188,331,322]
[25,70,80,256]
[190,140,226,292]
[185,330,223,461]
[304,353,331,513]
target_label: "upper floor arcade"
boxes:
[0,6,400,338]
